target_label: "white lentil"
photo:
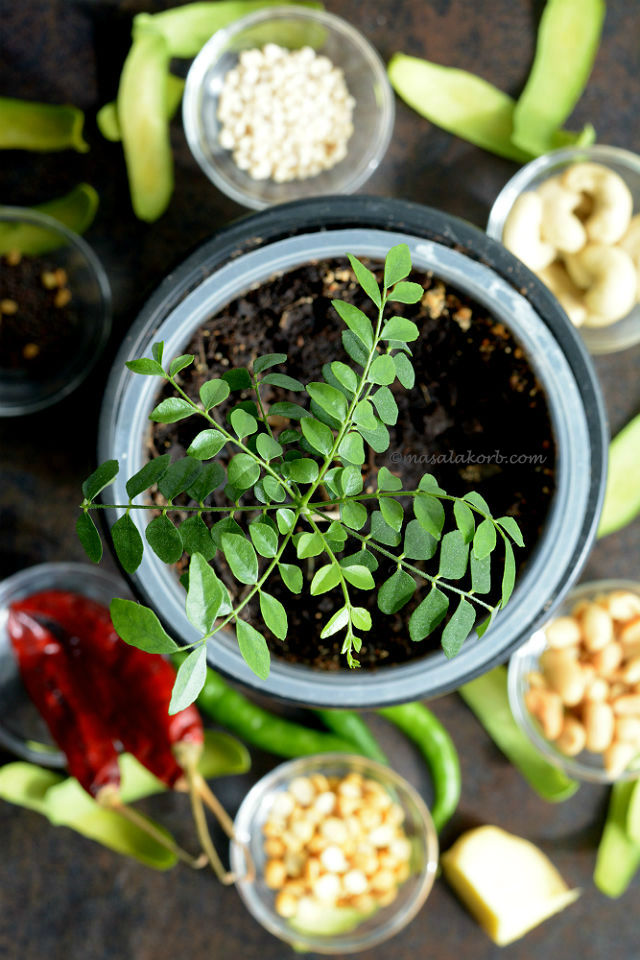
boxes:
[217,44,355,183]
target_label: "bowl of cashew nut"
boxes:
[488,145,640,355]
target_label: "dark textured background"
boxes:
[0,2,639,958]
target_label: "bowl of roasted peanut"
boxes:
[508,580,640,783]
[230,753,438,953]
[487,145,640,355]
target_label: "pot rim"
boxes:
[98,197,607,707]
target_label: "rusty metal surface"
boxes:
[0,2,639,958]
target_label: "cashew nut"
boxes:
[503,192,556,271]
[618,213,640,303]
[561,162,633,244]
[537,176,586,253]
[536,262,587,327]
[563,244,637,326]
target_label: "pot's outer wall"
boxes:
[99,198,608,707]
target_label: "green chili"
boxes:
[117,31,173,223]
[97,75,185,144]
[598,412,640,538]
[0,183,99,256]
[196,668,357,758]
[133,1,323,59]
[314,709,388,764]
[0,96,88,153]
[459,667,579,803]
[377,703,461,832]
[594,780,640,898]
[512,0,605,156]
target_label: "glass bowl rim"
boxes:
[230,751,439,953]
[0,205,112,416]
[508,578,640,784]
[182,5,395,210]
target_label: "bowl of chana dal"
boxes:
[230,753,438,953]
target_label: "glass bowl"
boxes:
[487,144,640,356]
[0,562,132,765]
[0,207,111,415]
[182,7,394,209]
[230,753,438,953]
[508,579,640,783]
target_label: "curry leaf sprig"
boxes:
[78,244,524,712]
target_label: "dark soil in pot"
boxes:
[148,258,556,671]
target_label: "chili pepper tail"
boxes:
[96,785,207,869]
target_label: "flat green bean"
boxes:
[0,731,247,869]
[133,1,323,59]
[97,75,185,143]
[117,31,173,222]
[512,0,605,156]
[0,184,99,256]
[459,666,579,803]
[0,96,88,152]
[388,54,531,163]
[594,780,640,898]
[598,412,640,538]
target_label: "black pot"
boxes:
[99,197,607,708]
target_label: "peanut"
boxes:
[584,701,615,752]
[620,617,640,647]
[603,741,636,778]
[526,670,548,689]
[525,687,564,740]
[582,604,614,651]
[590,642,624,677]
[545,616,581,648]
[615,716,640,745]
[619,656,640,685]
[555,716,587,756]
[612,694,640,715]
[583,676,610,702]
[540,649,586,705]
[605,591,640,622]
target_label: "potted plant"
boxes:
[86,197,607,709]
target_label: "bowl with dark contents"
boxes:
[98,196,607,708]
[0,207,111,416]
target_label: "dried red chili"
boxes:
[13,590,203,785]
[7,608,120,797]
[9,589,235,880]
